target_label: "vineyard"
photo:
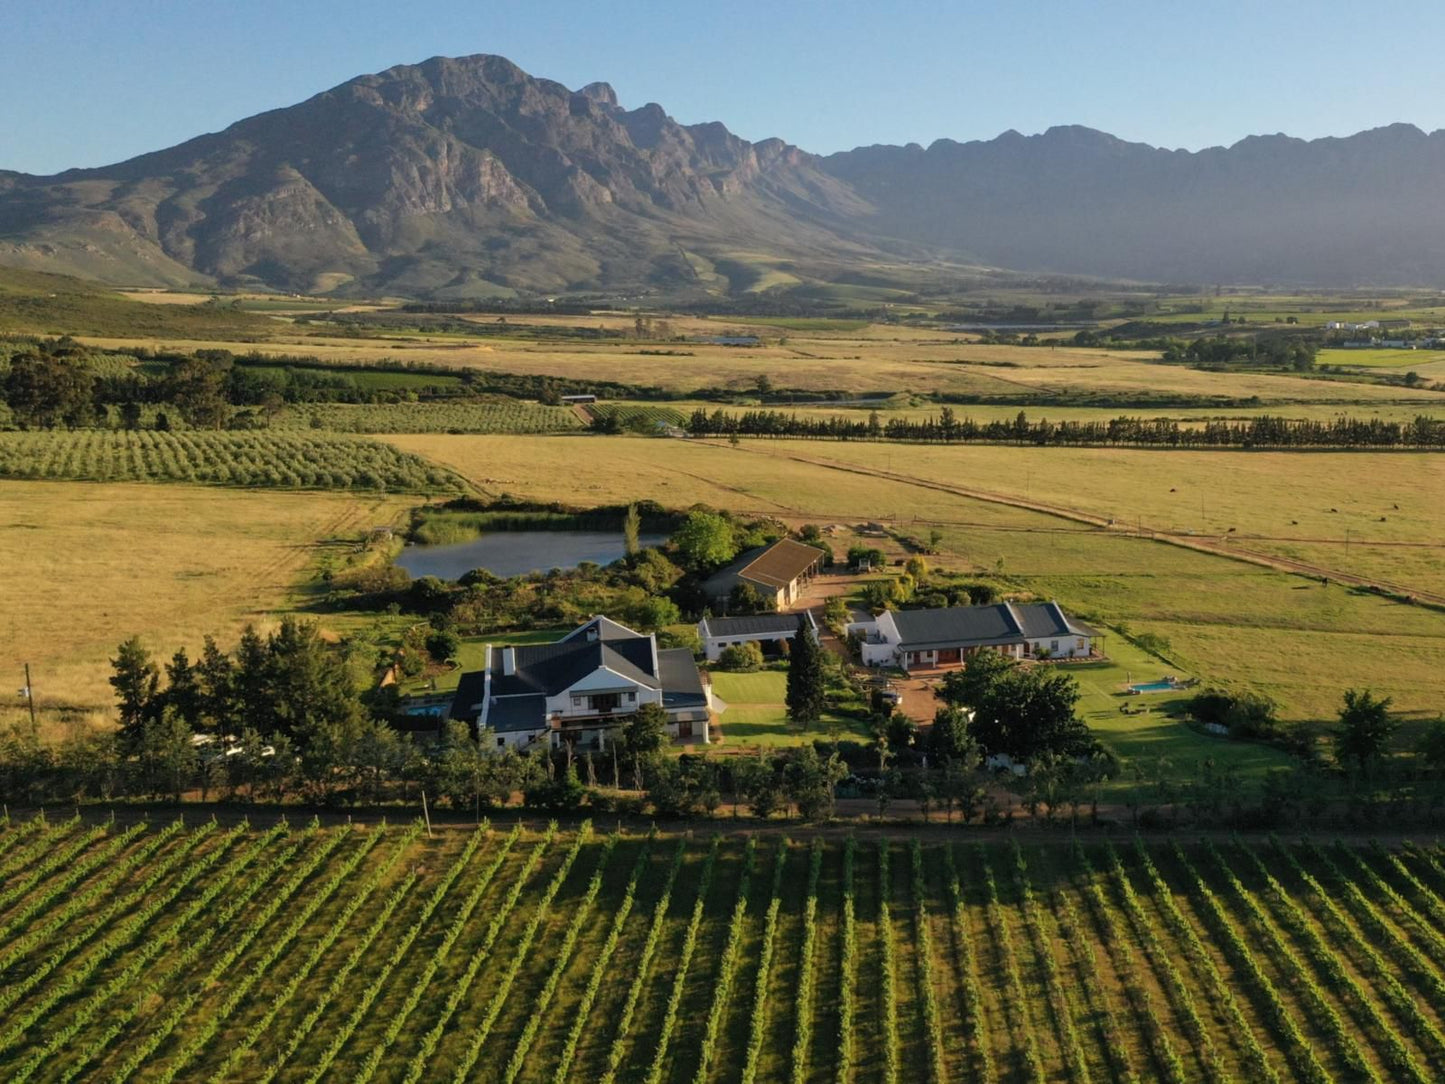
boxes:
[4,819,1445,1082]
[0,430,461,492]
[280,401,583,434]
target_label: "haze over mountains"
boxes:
[1,53,1441,297]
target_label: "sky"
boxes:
[5,0,1445,175]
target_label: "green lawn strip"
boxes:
[439,825,597,1084]
[201,824,423,1083]
[1069,843,1188,1083]
[353,824,550,1083]
[0,823,270,1076]
[295,823,502,1084]
[595,839,689,1084]
[547,836,664,1083]
[741,840,791,1084]
[0,819,182,971]
[113,826,384,1084]
[638,836,721,1084]
[691,837,757,1084]
[253,858,424,1083]
[1259,839,1436,1078]
[1128,839,1279,1082]
[0,820,233,1050]
[1047,865,1141,1084]
[1011,842,1091,1084]
[940,843,997,1082]
[1101,840,1225,1080]
[1200,840,1380,1082]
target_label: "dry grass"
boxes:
[0,481,412,717]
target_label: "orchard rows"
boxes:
[0,429,458,492]
[2,814,1445,1081]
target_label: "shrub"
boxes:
[717,642,765,672]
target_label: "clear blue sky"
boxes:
[6,0,1445,175]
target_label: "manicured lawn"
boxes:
[710,669,870,747]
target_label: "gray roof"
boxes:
[657,648,709,710]
[490,638,659,698]
[487,695,546,732]
[700,612,815,639]
[702,538,823,598]
[450,670,488,722]
[890,602,1094,651]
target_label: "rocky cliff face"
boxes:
[0,54,874,295]
[6,55,1445,294]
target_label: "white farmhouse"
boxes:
[850,602,1096,672]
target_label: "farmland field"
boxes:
[387,434,1445,722]
[0,481,413,719]
[0,430,460,492]
[4,818,1445,1082]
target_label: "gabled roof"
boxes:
[490,637,659,699]
[487,695,546,733]
[559,615,642,643]
[450,670,489,722]
[888,602,1095,651]
[700,612,815,639]
[890,604,1022,650]
[703,538,825,597]
[736,538,825,590]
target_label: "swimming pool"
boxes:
[1129,681,1177,693]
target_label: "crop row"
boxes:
[2,822,1445,1081]
[0,429,458,491]
[282,400,584,434]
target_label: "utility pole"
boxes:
[23,664,36,730]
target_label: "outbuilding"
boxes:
[698,611,818,661]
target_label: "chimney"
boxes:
[501,647,516,677]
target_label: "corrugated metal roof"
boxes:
[701,612,814,639]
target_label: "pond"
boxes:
[395,530,667,581]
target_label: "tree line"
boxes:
[686,406,1445,449]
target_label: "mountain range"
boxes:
[2,54,1442,297]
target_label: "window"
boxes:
[624,691,635,702]
[1051,640,1059,652]
[571,696,581,707]
[496,736,505,747]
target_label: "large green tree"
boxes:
[1335,688,1396,772]
[5,353,95,429]
[671,510,738,570]
[938,652,1090,761]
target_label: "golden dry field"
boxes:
[0,482,411,719]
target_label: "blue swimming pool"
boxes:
[1130,681,1177,693]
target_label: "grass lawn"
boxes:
[1064,638,1292,781]
[710,669,870,747]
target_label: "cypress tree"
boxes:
[785,619,825,730]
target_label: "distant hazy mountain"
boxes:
[1,54,1443,295]
[820,123,1445,286]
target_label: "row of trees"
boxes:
[686,406,1445,448]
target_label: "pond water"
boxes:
[396,530,667,581]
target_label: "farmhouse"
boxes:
[698,611,818,661]
[702,538,825,610]
[850,601,1097,672]
[449,616,714,751]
